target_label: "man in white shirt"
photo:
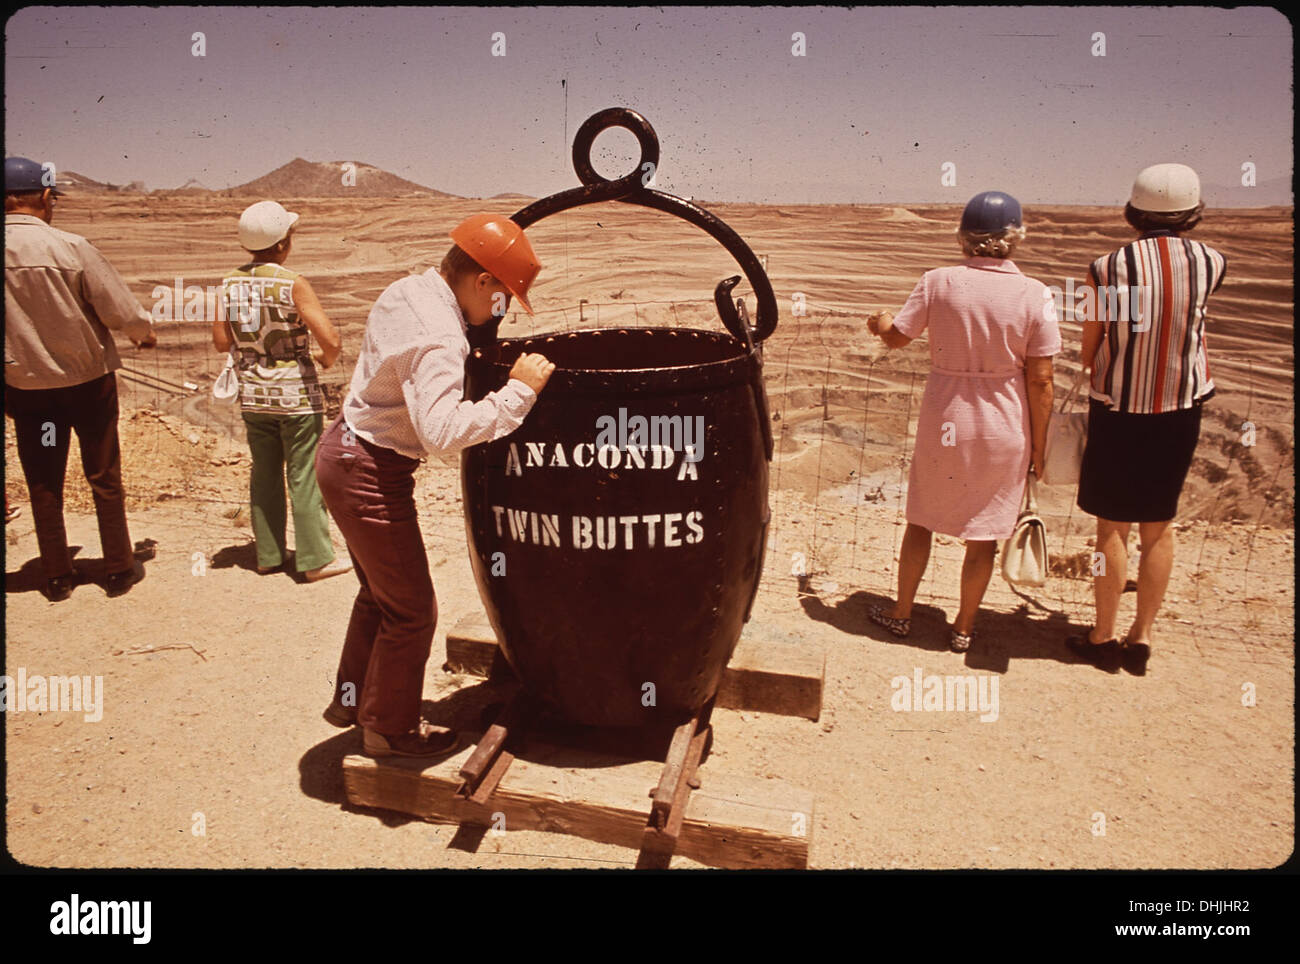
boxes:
[317,214,554,757]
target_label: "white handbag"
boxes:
[1041,368,1089,486]
[1002,474,1048,587]
[212,349,239,401]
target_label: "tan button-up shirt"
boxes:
[342,268,536,459]
[5,213,154,390]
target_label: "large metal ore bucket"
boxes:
[460,108,778,727]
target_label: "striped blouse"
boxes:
[1087,231,1227,414]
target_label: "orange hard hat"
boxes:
[449,213,541,315]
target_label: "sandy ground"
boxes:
[3,196,1293,868]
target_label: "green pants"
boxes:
[242,411,334,572]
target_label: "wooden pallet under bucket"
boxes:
[340,612,822,869]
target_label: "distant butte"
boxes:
[60,171,144,193]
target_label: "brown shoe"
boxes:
[304,560,353,582]
[363,723,462,759]
[322,699,357,728]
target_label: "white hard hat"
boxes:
[237,200,299,250]
[1130,163,1201,213]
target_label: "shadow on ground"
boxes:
[4,539,157,597]
[210,543,309,582]
[796,575,1102,675]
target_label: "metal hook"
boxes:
[509,107,778,345]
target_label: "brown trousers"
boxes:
[315,416,436,735]
[5,372,134,580]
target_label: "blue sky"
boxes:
[5,6,1292,204]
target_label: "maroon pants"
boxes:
[5,372,134,580]
[315,416,435,735]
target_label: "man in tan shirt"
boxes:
[4,156,156,600]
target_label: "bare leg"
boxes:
[1093,518,1131,643]
[891,523,932,619]
[953,540,997,635]
[1128,521,1175,646]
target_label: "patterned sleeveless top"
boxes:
[221,262,323,415]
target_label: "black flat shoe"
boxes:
[1122,641,1151,676]
[105,564,144,598]
[1065,630,1123,673]
[44,574,76,602]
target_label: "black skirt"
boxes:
[1076,398,1203,522]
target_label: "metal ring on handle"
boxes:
[571,106,660,193]
[508,107,778,345]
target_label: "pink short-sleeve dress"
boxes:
[891,257,1062,540]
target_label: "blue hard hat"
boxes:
[5,156,61,195]
[960,190,1021,233]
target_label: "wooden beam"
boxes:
[457,690,533,804]
[443,615,511,678]
[343,743,812,870]
[444,612,823,720]
[639,703,713,868]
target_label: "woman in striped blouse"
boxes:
[1067,164,1227,675]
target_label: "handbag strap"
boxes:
[221,306,242,367]
[1023,472,1039,514]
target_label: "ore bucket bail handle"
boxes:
[489,106,779,456]
[463,108,779,726]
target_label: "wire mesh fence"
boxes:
[8,293,1292,650]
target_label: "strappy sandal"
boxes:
[950,629,974,653]
[868,604,911,637]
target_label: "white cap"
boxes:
[237,200,299,251]
[1130,163,1201,213]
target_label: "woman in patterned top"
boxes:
[213,201,351,582]
[1067,164,1227,675]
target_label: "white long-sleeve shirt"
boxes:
[342,268,535,459]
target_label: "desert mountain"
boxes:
[227,158,458,198]
[60,171,145,193]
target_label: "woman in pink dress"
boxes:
[866,191,1060,651]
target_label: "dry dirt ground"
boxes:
[3,196,1293,869]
